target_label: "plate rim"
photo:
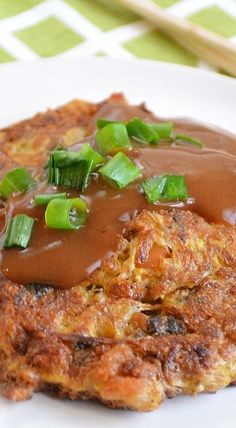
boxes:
[0,55,235,84]
[0,55,236,428]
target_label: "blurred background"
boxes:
[0,0,235,74]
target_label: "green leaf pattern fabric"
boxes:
[0,0,235,73]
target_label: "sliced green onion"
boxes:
[0,168,35,199]
[141,174,188,203]
[50,145,104,171]
[59,161,93,191]
[3,214,35,249]
[34,192,67,206]
[175,134,204,148]
[148,122,173,139]
[96,123,131,154]
[48,150,93,191]
[49,150,81,168]
[96,118,119,129]
[45,198,87,230]
[99,152,141,189]
[126,117,160,145]
[126,118,173,143]
[141,176,167,203]
[77,143,105,170]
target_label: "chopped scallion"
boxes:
[96,123,131,154]
[45,198,87,230]
[0,168,35,199]
[148,122,173,139]
[34,192,67,206]
[175,134,204,148]
[59,161,93,191]
[99,152,141,189]
[48,150,93,191]
[141,174,188,203]
[77,143,105,170]
[126,118,173,143]
[126,117,160,145]
[3,214,35,249]
[49,150,81,168]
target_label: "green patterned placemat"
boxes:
[0,0,236,73]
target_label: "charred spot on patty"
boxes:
[147,315,186,335]
[25,283,53,299]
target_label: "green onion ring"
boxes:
[45,198,88,230]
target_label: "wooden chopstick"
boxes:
[116,0,236,76]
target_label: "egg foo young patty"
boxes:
[0,94,235,411]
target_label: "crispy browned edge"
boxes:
[0,93,126,168]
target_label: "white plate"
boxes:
[0,57,235,428]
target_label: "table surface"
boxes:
[0,0,236,74]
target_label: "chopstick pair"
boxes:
[116,0,236,76]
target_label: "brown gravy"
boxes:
[1,103,236,288]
